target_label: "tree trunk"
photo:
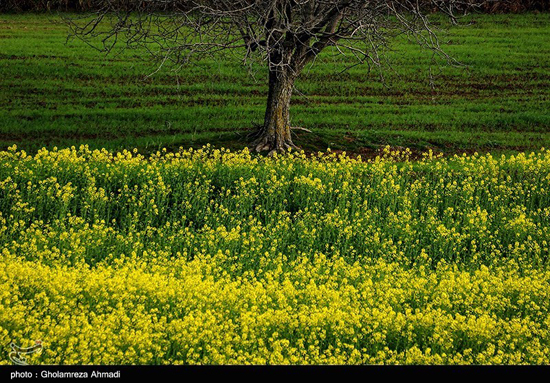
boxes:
[254,70,298,153]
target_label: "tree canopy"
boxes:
[68,1,491,153]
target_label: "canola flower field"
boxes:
[1,145,550,364]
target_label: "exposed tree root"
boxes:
[252,130,299,155]
[290,126,312,133]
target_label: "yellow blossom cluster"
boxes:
[1,144,550,364]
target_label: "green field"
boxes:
[2,11,550,366]
[1,13,549,154]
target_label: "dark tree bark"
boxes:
[255,69,297,153]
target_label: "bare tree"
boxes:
[67,1,487,154]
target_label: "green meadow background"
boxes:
[0,13,549,154]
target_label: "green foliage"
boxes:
[1,146,550,364]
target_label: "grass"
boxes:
[1,146,550,364]
[0,13,549,154]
